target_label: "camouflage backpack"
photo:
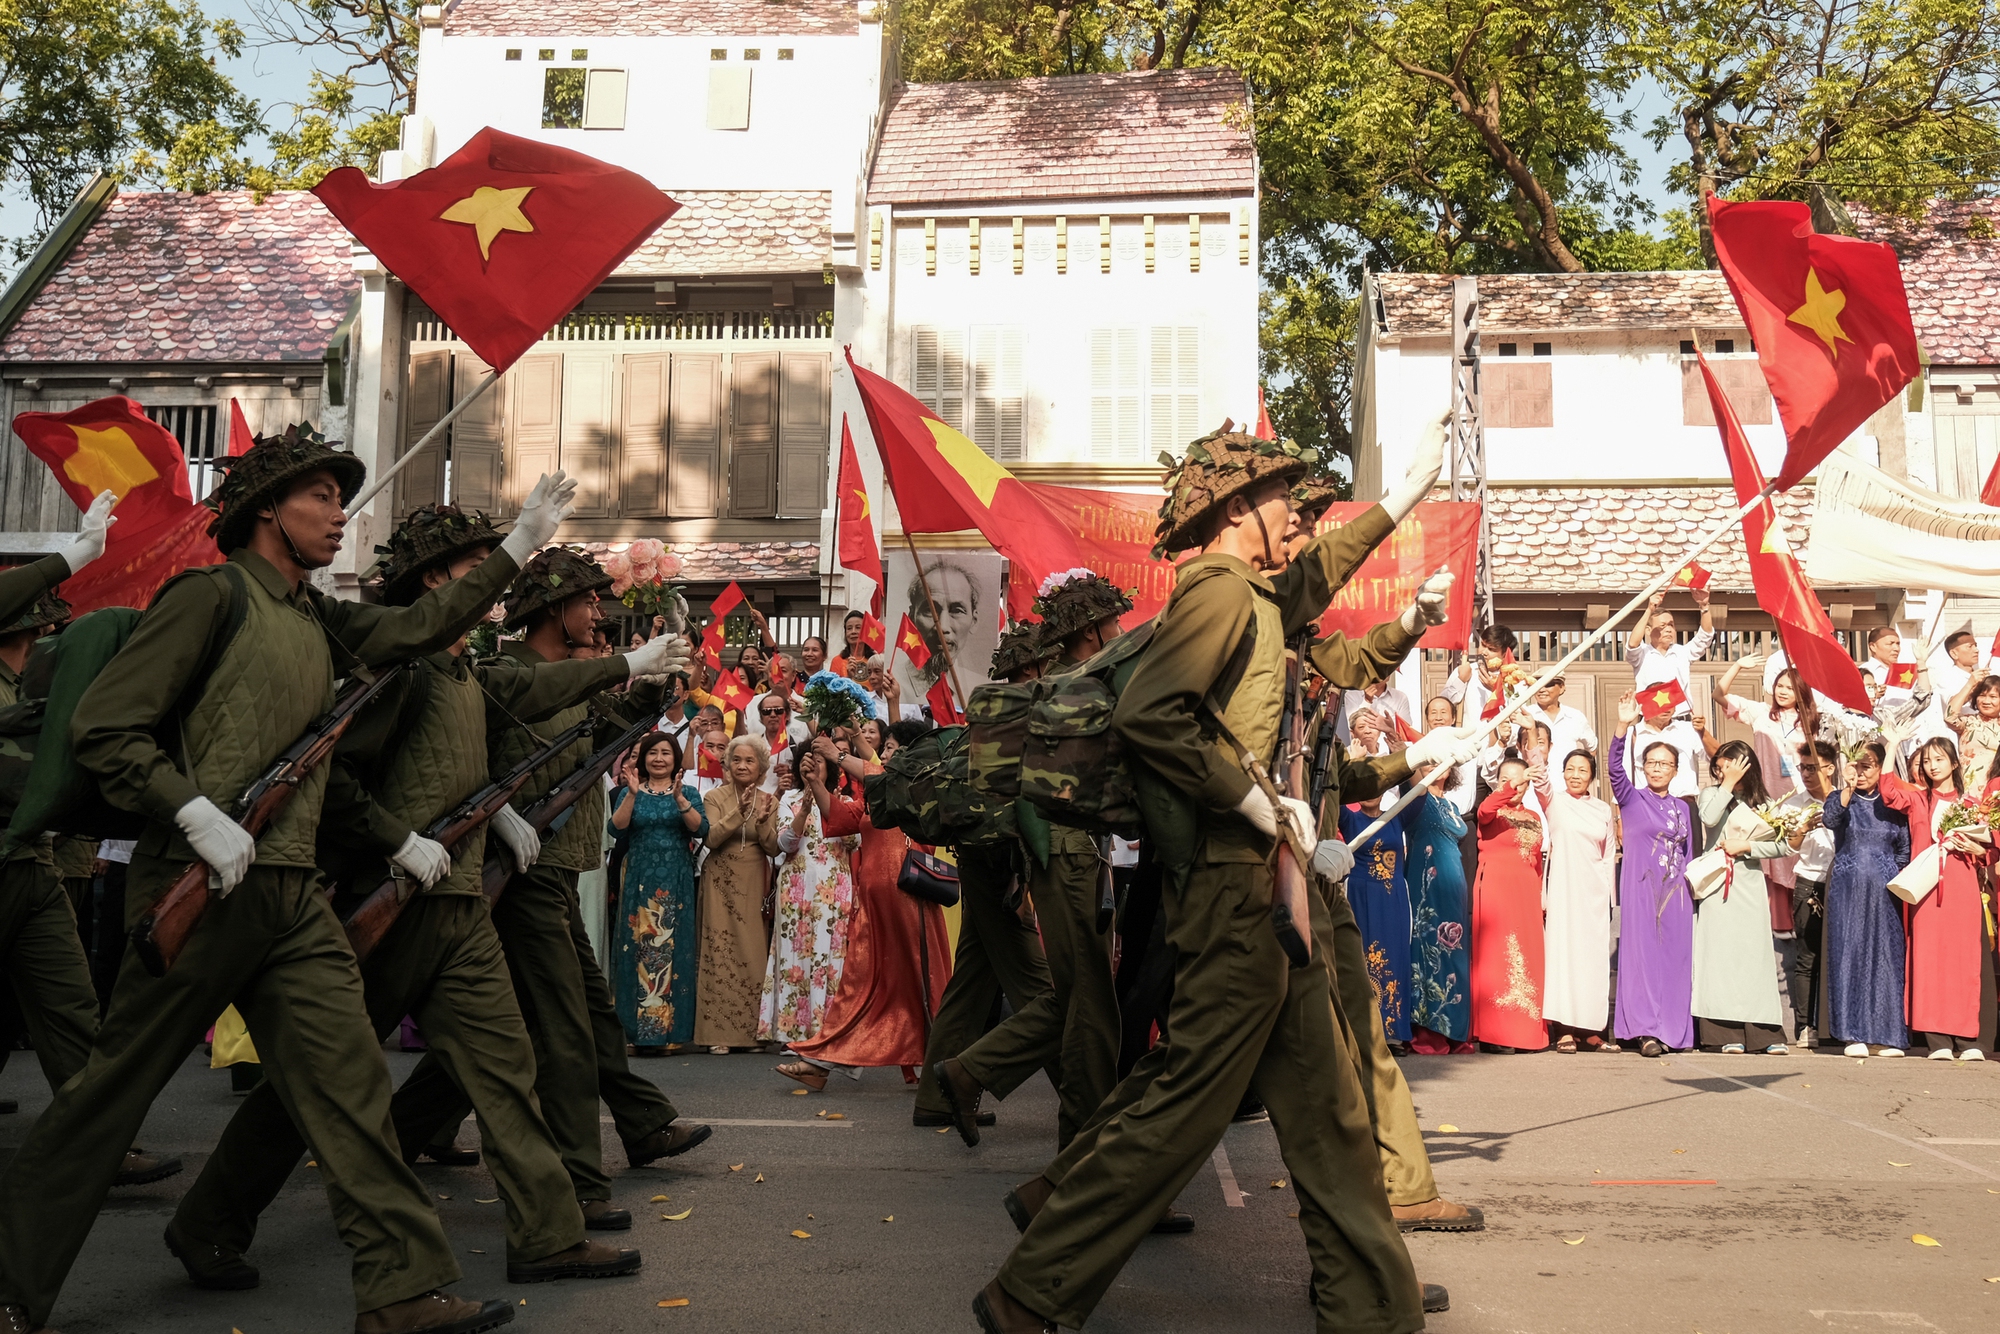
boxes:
[862,725,994,847]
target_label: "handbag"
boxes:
[1889,844,1943,905]
[897,847,961,908]
[1686,847,1732,902]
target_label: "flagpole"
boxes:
[348,369,503,513]
[900,530,968,712]
[1341,482,1780,849]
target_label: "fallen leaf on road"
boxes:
[1271,1180,1287,1189]
[1673,1149,1688,1154]
[1802,1084,1811,1088]
[1436,1124,1459,1133]
[651,1195,669,1202]
[1287,1211,1299,1219]
[1890,1162,1912,1168]
[730,1164,745,1172]
[755,1174,765,1183]
[816,1109,828,1118]
[1564,1236,1585,1246]
[518,1300,526,1306]
[437,1194,450,1200]
[807,1213,815,1219]
[826,1112,846,1120]
[792,1088,809,1095]
[882,1215,894,1222]
[475,1198,498,1204]
[306,1161,316,1167]
[1985,1277,2000,1283]
[470,1249,485,1254]
[664,1208,693,1221]
[937,1127,950,1134]
[657,1299,690,1308]
[1913,1234,1942,1247]
[792,1230,812,1239]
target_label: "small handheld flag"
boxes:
[1639,678,1688,720]
[892,614,931,672]
[1885,661,1917,691]
[1672,560,1712,591]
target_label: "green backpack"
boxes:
[863,724,987,847]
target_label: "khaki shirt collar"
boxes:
[229,548,309,606]
[1179,550,1276,597]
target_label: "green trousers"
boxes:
[392,865,676,1196]
[0,857,459,1325]
[0,857,98,1091]
[914,845,1058,1118]
[1003,856,1422,1334]
[1325,884,1438,1207]
[956,847,1115,1146]
[173,895,584,1263]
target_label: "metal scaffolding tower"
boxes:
[1449,276,1495,630]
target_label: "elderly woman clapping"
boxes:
[694,734,780,1053]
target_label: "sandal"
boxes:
[1639,1038,1666,1058]
[775,1061,827,1091]
[1554,1034,1578,1054]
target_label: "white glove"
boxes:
[1382,410,1450,524]
[499,471,581,565]
[1399,569,1455,635]
[58,490,117,575]
[1234,786,1315,847]
[624,633,692,680]
[174,796,255,894]
[1406,723,1485,771]
[490,802,542,870]
[1312,838,1355,883]
[391,831,452,889]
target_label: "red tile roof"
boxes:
[0,191,358,364]
[1374,271,1743,338]
[624,190,829,274]
[868,69,1254,206]
[1488,484,1824,593]
[1849,199,2000,367]
[445,0,858,37]
[582,539,820,583]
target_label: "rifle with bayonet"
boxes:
[131,662,410,977]
[343,714,597,962]
[1262,631,1314,967]
[480,709,664,904]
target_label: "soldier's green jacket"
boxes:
[1113,504,1417,866]
[0,556,70,709]
[323,645,640,894]
[72,547,521,860]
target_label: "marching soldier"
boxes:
[390,548,710,1232]
[0,431,575,1334]
[974,422,1478,1334]
[163,506,690,1291]
[911,622,1059,1133]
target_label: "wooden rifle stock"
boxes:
[130,663,409,978]
[343,715,598,962]
[1265,636,1313,967]
[480,710,662,906]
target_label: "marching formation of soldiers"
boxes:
[0,410,1485,1334]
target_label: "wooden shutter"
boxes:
[560,352,616,518]
[507,354,563,511]
[1680,359,1770,427]
[667,352,721,516]
[398,349,449,516]
[450,353,507,514]
[777,351,830,515]
[970,327,1025,461]
[1148,326,1200,452]
[1483,362,1554,428]
[621,351,670,517]
[1089,328,1140,460]
[729,350,779,518]
[912,327,965,431]
[1935,409,2000,499]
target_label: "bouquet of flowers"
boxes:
[803,669,876,732]
[1752,800,1807,843]
[1478,657,1537,722]
[1936,793,1999,845]
[609,539,687,622]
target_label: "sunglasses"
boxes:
[760,707,787,716]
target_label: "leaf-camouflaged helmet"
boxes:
[204,423,366,554]
[989,620,1053,679]
[1152,422,1316,559]
[500,546,615,629]
[1,590,70,635]
[366,504,508,607]
[1031,570,1134,646]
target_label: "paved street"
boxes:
[4,1044,1999,1333]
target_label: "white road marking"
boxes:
[1917,1138,2000,1145]
[1211,1143,1245,1207]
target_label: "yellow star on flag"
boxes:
[439,185,536,262]
[902,630,923,651]
[64,424,158,500]
[1787,267,1853,358]
[1652,690,1672,707]
[1673,568,1692,585]
[852,487,870,518]
[922,418,1007,506]
[1761,511,1795,556]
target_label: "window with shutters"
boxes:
[707,66,751,129]
[1089,327,1142,460]
[582,70,627,129]
[449,353,507,514]
[777,352,830,514]
[1148,326,1201,454]
[1680,358,1771,427]
[912,328,966,432]
[968,326,1024,461]
[1484,362,1554,428]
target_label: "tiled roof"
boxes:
[868,69,1254,206]
[623,191,830,274]
[1,191,358,364]
[1488,484,1830,594]
[1374,270,1743,338]
[581,540,820,583]
[445,0,858,37]
[1850,199,2000,367]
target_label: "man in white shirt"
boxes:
[1625,587,1714,706]
[1909,629,1983,745]
[1525,676,1597,767]
[1340,679,1416,744]
[1858,625,1914,707]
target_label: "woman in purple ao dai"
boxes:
[1608,693,1698,1055]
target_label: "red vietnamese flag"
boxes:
[845,351,1084,595]
[1672,560,1712,591]
[1885,661,1918,690]
[1255,387,1276,441]
[226,399,256,456]
[711,668,754,714]
[926,676,964,725]
[858,612,887,654]
[710,581,747,620]
[835,416,885,617]
[1639,678,1687,721]
[11,396,223,612]
[1707,196,1920,489]
[312,128,680,373]
[891,613,931,672]
[1702,352,1872,713]
[698,626,723,673]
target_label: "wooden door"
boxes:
[399,349,449,517]
[777,351,829,516]
[667,353,721,516]
[621,352,670,517]
[450,353,507,515]
[561,352,617,518]
[729,350,779,518]
[507,354,562,510]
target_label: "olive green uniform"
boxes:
[390,640,673,1201]
[996,507,1425,1334]
[0,558,101,1097]
[0,547,519,1328]
[913,841,1057,1121]
[172,645,636,1265]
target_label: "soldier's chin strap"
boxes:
[1250,504,1281,572]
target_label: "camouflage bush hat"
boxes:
[2,590,70,636]
[1032,569,1134,646]
[366,504,508,607]
[500,546,614,629]
[205,423,367,554]
[1291,478,1342,526]
[990,620,1052,679]
[1153,423,1317,559]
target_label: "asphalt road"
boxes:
[4,1043,1998,1333]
